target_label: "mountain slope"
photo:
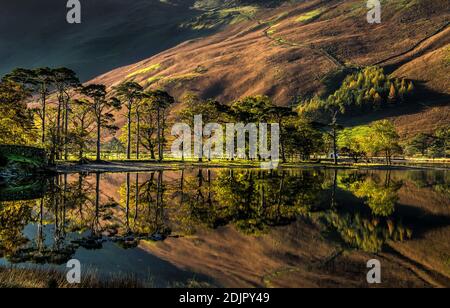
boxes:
[89,0,449,134]
[0,0,289,80]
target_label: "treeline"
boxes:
[0,66,448,164]
[404,130,449,159]
[338,122,448,163]
[0,68,175,163]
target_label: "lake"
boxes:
[0,168,449,287]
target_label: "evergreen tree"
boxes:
[80,84,121,161]
[113,82,144,159]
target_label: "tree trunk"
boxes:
[135,173,139,220]
[157,107,162,161]
[56,97,62,160]
[150,144,156,160]
[49,133,56,165]
[161,109,166,161]
[127,101,132,160]
[126,173,130,231]
[95,172,100,235]
[96,116,101,161]
[79,118,85,161]
[136,111,140,160]
[279,119,286,163]
[333,128,338,165]
[41,90,46,144]
[331,169,338,208]
[64,97,69,160]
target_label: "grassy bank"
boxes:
[0,266,143,288]
[0,266,214,288]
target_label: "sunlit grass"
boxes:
[146,75,165,84]
[296,9,324,23]
[444,44,450,65]
[127,63,161,78]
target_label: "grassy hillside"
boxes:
[0,0,290,81]
[88,0,449,136]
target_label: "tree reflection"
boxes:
[406,170,450,196]
[186,169,326,235]
[338,171,402,217]
[0,168,447,264]
[0,200,35,260]
[118,171,170,246]
[318,170,411,253]
[321,211,412,253]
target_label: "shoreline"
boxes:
[51,160,450,174]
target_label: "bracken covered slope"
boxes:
[89,0,450,134]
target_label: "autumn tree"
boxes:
[388,83,396,104]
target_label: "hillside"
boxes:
[0,0,287,80]
[89,0,450,135]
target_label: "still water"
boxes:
[0,168,449,287]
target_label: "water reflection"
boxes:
[0,168,449,286]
